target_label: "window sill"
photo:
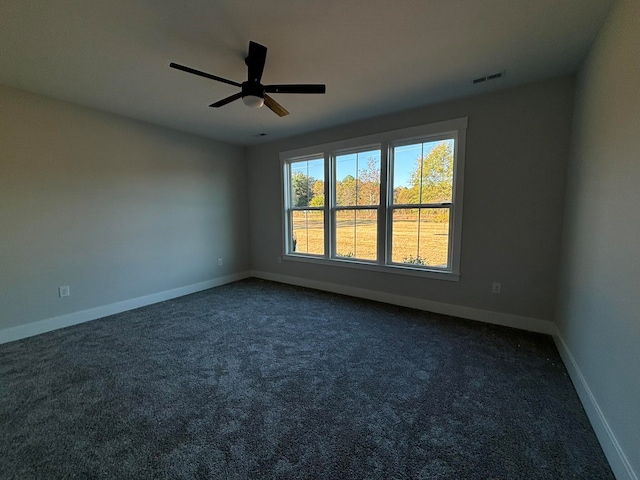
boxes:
[283,254,460,281]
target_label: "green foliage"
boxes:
[402,255,427,265]
[336,156,381,207]
[393,186,412,204]
[336,174,356,206]
[404,142,454,205]
[309,180,324,206]
[357,157,381,206]
[291,171,315,207]
[336,251,354,258]
[293,155,381,210]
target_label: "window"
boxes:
[334,149,381,261]
[390,138,454,268]
[282,118,467,280]
[287,156,325,256]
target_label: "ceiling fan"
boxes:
[170,41,326,117]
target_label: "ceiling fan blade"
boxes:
[170,62,241,88]
[264,84,326,94]
[209,92,243,108]
[264,94,289,117]
[246,41,267,83]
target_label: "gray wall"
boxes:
[247,76,575,322]
[0,85,248,331]
[557,0,639,477]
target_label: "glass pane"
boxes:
[292,210,324,255]
[335,209,377,261]
[393,144,421,204]
[356,150,381,206]
[392,139,454,204]
[335,210,355,257]
[356,209,378,260]
[336,149,381,206]
[391,208,449,267]
[336,153,357,206]
[290,158,324,207]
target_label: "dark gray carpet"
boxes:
[0,278,613,479]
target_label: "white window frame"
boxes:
[281,117,467,281]
[282,154,327,257]
[331,144,382,263]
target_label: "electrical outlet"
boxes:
[217,258,223,266]
[59,285,70,298]
[492,282,501,294]
[277,256,282,264]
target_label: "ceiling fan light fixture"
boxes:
[242,95,264,108]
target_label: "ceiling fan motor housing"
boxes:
[242,81,264,99]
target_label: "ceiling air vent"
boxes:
[473,71,505,84]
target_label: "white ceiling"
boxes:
[1,0,614,146]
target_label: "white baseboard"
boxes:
[554,333,638,480]
[0,272,251,345]
[250,270,556,335]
